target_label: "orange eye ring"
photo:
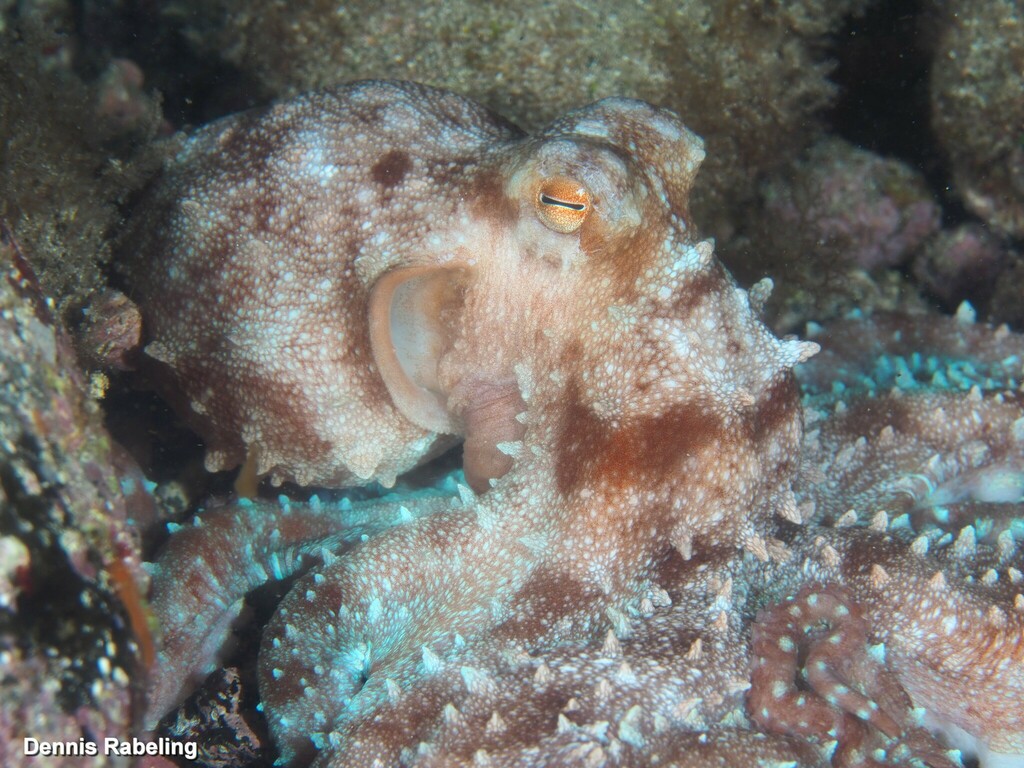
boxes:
[535,177,591,233]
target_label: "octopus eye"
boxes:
[536,177,591,233]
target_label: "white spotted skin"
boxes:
[122,81,744,489]
[258,173,814,763]
[774,524,1024,767]
[136,82,829,766]
[144,300,1024,766]
[780,314,1024,766]
[308,552,823,767]
[124,82,527,486]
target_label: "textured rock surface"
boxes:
[758,138,940,273]
[0,12,163,321]
[730,138,939,333]
[0,237,152,767]
[157,0,871,233]
[931,0,1024,238]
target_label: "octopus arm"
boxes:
[145,492,446,727]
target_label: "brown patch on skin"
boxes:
[371,149,412,189]
[467,168,519,228]
[668,261,730,321]
[493,567,604,645]
[579,208,662,300]
[243,189,279,233]
[554,379,725,497]
[653,542,737,597]
[750,376,803,488]
[752,374,800,440]
[839,531,909,584]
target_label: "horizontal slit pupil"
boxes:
[540,194,586,211]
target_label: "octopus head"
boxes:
[368,99,709,492]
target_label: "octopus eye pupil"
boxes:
[540,194,586,211]
[535,177,591,234]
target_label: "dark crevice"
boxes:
[825,1,971,227]
[70,0,268,128]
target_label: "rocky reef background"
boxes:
[0,0,1021,765]
[2,0,1022,333]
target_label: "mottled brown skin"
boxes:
[255,159,818,763]
[137,83,827,766]
[121,83,511,487]
[145,293,1024,767]
[120,81,717,492]
[749,583,959,768]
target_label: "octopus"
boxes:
[122,79,725,493]
[123,82,1024,767]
